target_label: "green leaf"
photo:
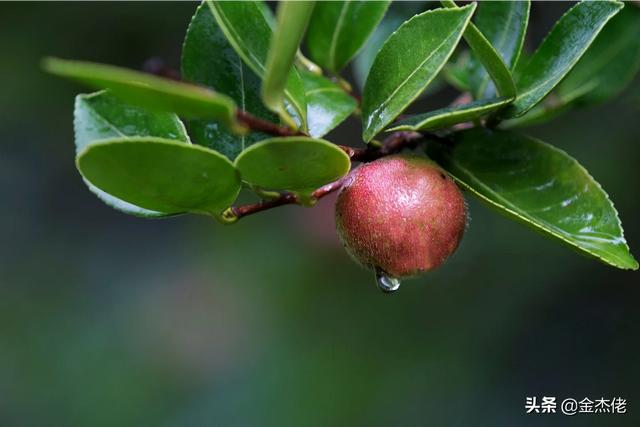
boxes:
[208,0,307,130]
[501,1,623,118]
[361,4,475,142]
[557,4,640,106]
[74,91,190,217]
[235,137,350,191]
[427,128,638,270]
[352,1,428,90]
[302,71,357,138]
[387,97,511,132]
[461,0,530,99]
[442,50,473,93]
[182,3,277,160]
[306,0,391,73]
[263,1,315,124]
[441,0,517,100]
[500,81,597,129]
[77,138,241,216]
[43,57,240,130]
[75,91,190,151]
[503,5,640,129]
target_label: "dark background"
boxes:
[1,2,638,426]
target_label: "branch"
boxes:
[142,57,304,138]
[339,131,426,162]
[235,110,305,137]
[229,177,348,221]
[226,131,452,222]
[143,57,181,81]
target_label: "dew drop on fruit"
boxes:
[375,269,401,293]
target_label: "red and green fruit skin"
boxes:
[335,154,467,278]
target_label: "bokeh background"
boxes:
[1,2,639,426]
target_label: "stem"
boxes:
[229,177,348,221]
[333,76,362,108]
[339,131,425,162]
[235,110,305,137]
[226,131,449,222]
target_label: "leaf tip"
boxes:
[41,56,62,75]
[625,255,639,271]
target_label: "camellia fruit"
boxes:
[335,154,467,292]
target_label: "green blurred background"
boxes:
[1,2,638,426]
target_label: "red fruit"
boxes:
[335,154,466,279]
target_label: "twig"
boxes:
[230,192,299,218]
[143,57,181,81]
[227,131,451,222]
[235,110,305,137]
[229,176,348,221]
[338,131,425,162]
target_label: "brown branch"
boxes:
[227,131,452,222]
[143,57,181,81]
[230,192,299,218]
[235,110,305,137]
[230,176,348,221]
[339,131,425,162]
[311,177,348,199]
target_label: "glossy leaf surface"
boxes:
[182,3,276,160]
[44,57,239,128]
[502,1,623,118]
[352,1,428,90]
[388,97,511,132]
[442,50,473,92]
[441,0,516,99]
[263,1,315,122]
[557,4,640,105]
[361,4,475,142]
[208,0,307,130]
[235,137,350,191]
[74,91,190,217]
[302,71,357,138]
[462,0,529,99]
[306,0,390,73]
[77,138,241,216]
[506,5,640,129]
[428,129,638,270]
[501,81,596,129]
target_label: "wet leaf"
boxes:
[182,3,277,160]
[208,0,307,130]
[460,0,530,99]
[500,82,597,129]
[352,1,429,90]
[235,137,350,191]
[74,91,190,217]
[503,5,639,129]
[43,57,239,129]
[306,0,391,73]
[302,71,357,138]
[361,4,475,142]
[77,138,241,216]
[263,1,315,124]
[387,97,511,132]
[501,1,623,118]
[442,50,473,93]
[428,128,638,270]
[441,0,517,99]
[557,4,640,105]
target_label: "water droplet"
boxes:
[375,269,401,293]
